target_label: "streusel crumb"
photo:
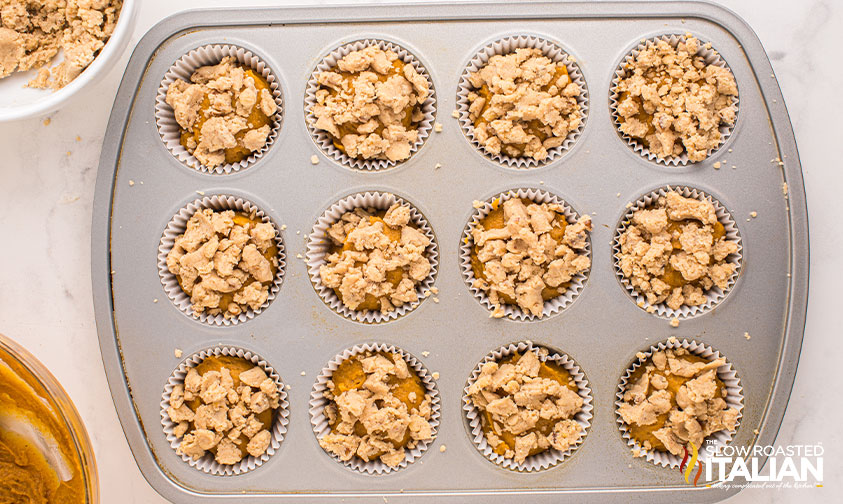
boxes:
[311,45,429,162]
[467,349,584,464]
[466,48,582,161]
[0,1,123,90]
[617,191,738,310]
[167,355,281,465]
[166,208,278,318]
[319,203,432,313]
[166,57,277,168]
[318,351,434,467]
[615,36,737,162]
[470,197,591,317]
[618,348,738,456]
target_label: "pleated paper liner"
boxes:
[304,39,436,171]
[612,185,742,320]
[157,194,286,326]
[160,345,290,476]
[462,341,593,472]
[614,338,743,468]
[609,33,740,166]
[459,188,591,321]
[155,44,284,174]
[305,191,438,323]
[308,342,441,474]
[456,34,589,169]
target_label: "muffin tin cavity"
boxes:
[157,194,286,326]
[614,338,743,468]
[155,44,285,175]
[160,345,290,476]
[456,35,588,169]
[305,191,439,324]
[612,185,742,320]
[309,342,441,474]
[609,34,740,166]
[304,39,437,171]
[460,188,591,321]
[463,341,593,472]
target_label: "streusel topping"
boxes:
[467,349,584,464]
[466,48,582,161]
[311,45,429,162]
[318,351,434,468]
[614,36,738,162]
[166,208,279,319]
[165,56,277,168]
[470,197,591,318]
[618,347,739,456]
[167,355,281,465]
[319,203,432,314]
[617,191,738,311]
[0,0,123,90]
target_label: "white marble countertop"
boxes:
[0,1,839,502]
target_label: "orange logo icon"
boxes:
[680,442,703,486]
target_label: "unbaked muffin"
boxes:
[166,208,279,319]
[465,48,583,161]
[466,348,584,465]
[310,45,429,162]
[616,191,738,311]
[618,347,739,456]
[165,56,278,168]
[613,36,737,162]
[469,196,591,318]
[319,203,432,314]
[317,351,435,468]
[166,355,281,466]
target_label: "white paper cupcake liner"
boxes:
[612,185,742,320]
[160,345,290,476]
[304,39,436,171]
[456,35,588,169]
[460,188,591,321]
[158,194,286,326]
[462,341,593,472]
[610,34,739,166]
[615,338,743,468]
[155,44,284,174]
[305,191,438,323]
[308,342,441,474]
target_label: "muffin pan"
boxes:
[92,2,808,503]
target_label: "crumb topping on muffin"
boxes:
[166,208,279,319]
[618,347,739,456]
[615,36,738,162]
[318,351,434,467]
[167,355,281,465]
[467,349,584,464]
[166,56,277,168]
[617,191,738,311]
[319,203,431,313]
[470,197,591,318]
[311,45,429,162]
[466,48,582,161]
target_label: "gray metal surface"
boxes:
[91,2,809,502]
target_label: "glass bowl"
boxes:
[0,333,98,503]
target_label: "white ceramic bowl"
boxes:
[0,0,136,122]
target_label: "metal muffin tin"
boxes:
[91,2,808,502]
